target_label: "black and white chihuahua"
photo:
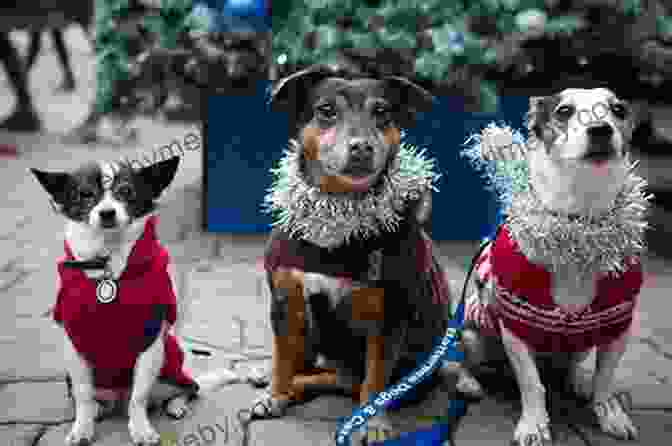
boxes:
[31,157,238,446]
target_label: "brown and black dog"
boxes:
[246,60,482,442]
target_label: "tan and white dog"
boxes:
[458,88,647,446]
[32,157,239,446]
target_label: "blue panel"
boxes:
[196,0,270,32]
[205,80,529,241]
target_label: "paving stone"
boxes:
[0,424,47,446]
[0,239,21,271]
[181,262,272,353]
[37,384,257,446]
[0,317,67,382]
[156,180,203,246]
[576,409,672,445]
[249,418,340,446]
[454,397,587,445]
[289,395,357,422]
[0,271,26,292]
[0,381,73,424]
[5,267,57,318]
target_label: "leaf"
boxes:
[545,15,586,37]
[478,81,499,113]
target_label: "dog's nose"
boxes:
[99,209,116,221]
[349,140,374,159]
[587,123,613,140]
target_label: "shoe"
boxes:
[0,108,41,132]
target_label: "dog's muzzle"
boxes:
[585,123,617,161]
[342,140,375,177]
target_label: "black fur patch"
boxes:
[31,157,179,224]
[526,94,563,152]
[270,64,434,138]
[32,162,104,222]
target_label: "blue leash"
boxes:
[334,228,500,446]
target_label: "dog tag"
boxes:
[96,279,118,303]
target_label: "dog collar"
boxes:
[263,140,441,249]
[62,256,110,270]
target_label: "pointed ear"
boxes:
[269,65,337,111]
[137,156,180,199]
[269,65,339,134]
[382,76,435,128]
[30,168,70,204]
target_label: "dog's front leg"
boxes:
[128,322,166,446]
[591,330,638,440]
[270,269,306,402]
[64,334,98,446]
[350,287,400,443]
[500,321,552,446]
[351,286,386,403]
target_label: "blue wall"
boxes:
[205,80,529,241]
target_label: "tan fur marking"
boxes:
[301,126,320,161]
[383,126,401,147]
[360,335,386,403]
[351,287,385,321]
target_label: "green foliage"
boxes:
[95,0,208,114]
[271,0,588,113]
[272,0,672,113]
[95,0,131,114]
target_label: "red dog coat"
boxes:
[54,216,198,396]
[467,226,641,353]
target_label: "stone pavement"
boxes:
[2,27,672,446]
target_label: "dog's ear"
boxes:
[269,65,338,132]
[30,168,71,205]
[136,156,180,199]
[526,94,562,142]
[383,76,435,128]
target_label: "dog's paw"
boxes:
[592,393,638,440]
[350,415,400,445]
[238,391,295,422]
[65,402,98,446]
[65,420,95,446]
[513,412,552,446]
[128,410,161,446]
[164,395,191,419]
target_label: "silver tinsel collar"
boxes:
[462,123,652,277]
[263,139,441,249]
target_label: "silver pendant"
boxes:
[96,278,118,303]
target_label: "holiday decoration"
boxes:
[263,136,441,249]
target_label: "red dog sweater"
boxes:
[467,226,642,353]
[54,216,198,394]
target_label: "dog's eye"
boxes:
[610,103,628,119]
[116,185,134,200]
[316,104,337,120]
[372,105,390,118]
[71,189,94,201]
[554,105,574,120]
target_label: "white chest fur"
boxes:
[64,216,150,280]
[549,263,596,312]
